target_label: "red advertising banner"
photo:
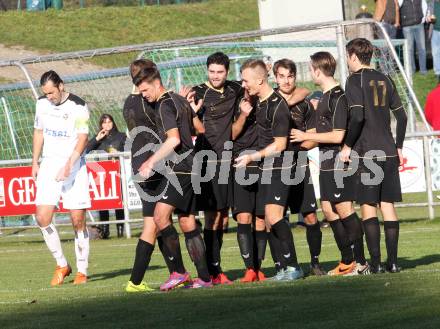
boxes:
[0,160,122,216]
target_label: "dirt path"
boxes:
[0,44,103,83]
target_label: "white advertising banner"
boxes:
[123,158,142,210]
[400,139,426,193]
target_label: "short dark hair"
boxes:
[129,59,156,79]
[273,58,297,77]
[133,67,162,86]
[99,113,118,132]
[346,38,374,65]
[40,70,63,87]
[207,52,230,71]
[310,52,337,77]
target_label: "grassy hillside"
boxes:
[0,0,259,53]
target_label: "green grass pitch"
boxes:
[1,213,440,329]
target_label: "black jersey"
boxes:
[155,91,195,173]
[288,98,316,152]
[345,68,406,157]
[232,95,258,157]
[194,80,243,156]
[123,93,159,175]
[316,85,349,170]
[255,90,291,168]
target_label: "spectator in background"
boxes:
[374,0,400,38]
[87,113,126,238]
[425,79,440,130]
[399,0,429,74]
[428,1,440,79]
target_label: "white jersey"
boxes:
[34,93,89,160]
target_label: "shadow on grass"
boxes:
[2,273,440,329]
[399,254,440,270]
[89,265,165,282]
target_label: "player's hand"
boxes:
[56,162,71,182]
[139,160,154,179]
[96,129,108,141]
[234,154,252,168]
[397,148,404,166]
[31,163,39,180]
[239,98,253,117]
[179,85,192,98]
[290,129,306,142]
[187,91,203,113]
[339,145,352,163]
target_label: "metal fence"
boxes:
[0,19,437,232]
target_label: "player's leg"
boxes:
[266,203,303,280]
[303,211,326,275]
[322,201,355,276]
[178,214,212,288]
[36,205,71,285]
[360,203,383,273]
[381,202,400,273]
[335,201,368,274]
[253,216,268,281]
[126,216,157,292]
[236,212,257,282]
[98,210,110,239]
[70,209,89,284]
[115,208,125,238]
[35,160,71,286]
[379,156,402,273]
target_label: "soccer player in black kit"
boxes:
[236,59,303,281]
[291,52,368,276]
[341,38,407,273]
[132,65,212,289]
[191,52,242,284]
[273,58,326,276]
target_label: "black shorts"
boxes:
[158,172,194,214]
[288,165,317,215]
[134,173,164,217]
[195,159,230,211]
[356,156,402,204]
[231,164,261,216]
[256,169,290,216]
[319,168,356,203]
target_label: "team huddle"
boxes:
[32,37,407,290]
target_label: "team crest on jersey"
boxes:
[63,113,69,120]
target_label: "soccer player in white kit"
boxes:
[32,70,91,286]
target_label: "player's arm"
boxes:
[389,76,408,165]
[235,101,289,167]
[299,101,318,149]
[193,116,205,135]
[232,98,253,140]
[341,80,365,162]
[284,87,310,106]
[56,105,90,181]
[32,103,44,180]
[373,0,386,21]
[298,128,318,150]
[139,101,180,178]
[291,129,345,144]
[32,129,43,180]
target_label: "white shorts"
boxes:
[35,157,91,210]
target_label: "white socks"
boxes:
[40,223,68,268]
[74,229,90,275]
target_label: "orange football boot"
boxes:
[50,265,72,286]
[73,272,88,285]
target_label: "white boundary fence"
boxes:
[0,19,438,236]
